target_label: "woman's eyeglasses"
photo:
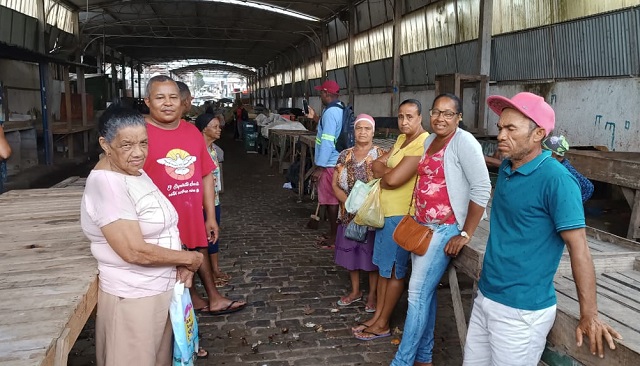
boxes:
[429,109,459,120]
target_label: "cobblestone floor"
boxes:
[68,130,474,366]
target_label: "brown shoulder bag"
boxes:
[392,176,433,256]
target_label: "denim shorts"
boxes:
[372,215,410,279]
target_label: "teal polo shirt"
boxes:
[478,150,585,311]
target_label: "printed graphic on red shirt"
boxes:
[157,148,197,181]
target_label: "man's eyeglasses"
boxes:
[429,109,459,120]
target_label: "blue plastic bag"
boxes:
[170,281,199,366]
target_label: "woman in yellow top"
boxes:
[354,99,429,340]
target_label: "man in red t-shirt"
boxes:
[143,75,246,315]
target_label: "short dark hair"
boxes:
[98,104,145,143]
[176,81,191,101]
[399,99,422,115]
[433,93,462,114]
[195,113,217,132]
[145,75,176,97]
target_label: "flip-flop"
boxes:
[351,323,369,333]
[216,272,232,281]
[194,305,209,313]
[206,300,246,316]
[337,296,362,306]
[354,329,391,341]
[365,304,376,313]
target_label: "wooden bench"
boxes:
[449,205,640,364]
[565,150,640,240]
[0,187,97,366]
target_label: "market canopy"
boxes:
[72,0,351,70]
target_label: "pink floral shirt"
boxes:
[414,142,456,225]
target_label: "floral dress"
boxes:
[414,141,457,225]
[336,146,386,225]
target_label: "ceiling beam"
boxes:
[86,34,282,42]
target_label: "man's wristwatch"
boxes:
[460,231,471,240]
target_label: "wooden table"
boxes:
[0,184,97,366]
[37,122,96,159]
[565,150,640,240]
[449,203,640,364]
[268,129,314,173]
[297,136,397,201]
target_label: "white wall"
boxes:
[353,93,392,117]
[487,79,640,152]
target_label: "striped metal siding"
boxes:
[0,6,38,52]
[454,42,479,75]
[491,27,554,81]
[400,41,476,86]
[401,52,428,86]
[554,10,633,78]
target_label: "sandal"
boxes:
[215,272,232,281]
[215,278,228,288]
[197,347,208,359]
[337,293,362,306]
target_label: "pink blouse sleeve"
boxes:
[84,172,139,228]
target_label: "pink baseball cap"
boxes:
[314,80,340,94]
[487,92,555,136]
[354,113,375,129]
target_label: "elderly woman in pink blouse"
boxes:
[80,105,203,366]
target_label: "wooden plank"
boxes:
[550,294,639,366]
[628,191,640,239]
[50,176,80,188]
[551,275,640,365]
[565,150,640,190]
[53,328,70,366]
[448,266,467,354]
[0,189,97,366]
[556,253,640,276]
[621,187,636,208]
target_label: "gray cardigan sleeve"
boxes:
[455,131,492,208]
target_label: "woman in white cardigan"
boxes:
[391,93,492,366]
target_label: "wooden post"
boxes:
[348,1,356,107]
[138,65,142,99]
[627,190,640,239]
[121,58,126,97]
[448,266,468,355]
[390,0,403,116]
[477,0,493,134]
[110,51,117,100]
[291,63,296,107]
[130,60,135,99]
[321,27,327,80]
[63,66,72,130]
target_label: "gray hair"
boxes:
[145,75,176,98]
[98,105,145,143]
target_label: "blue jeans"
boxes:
[391,223,460,365]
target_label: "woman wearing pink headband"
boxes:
[331,113,383,313]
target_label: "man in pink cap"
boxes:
[307,80,344,249]
[463,92,621,365]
